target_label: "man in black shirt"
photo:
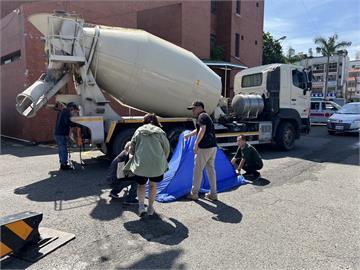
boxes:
[54,102,78,170]
[231,135,263,179]
[184,100,218,201]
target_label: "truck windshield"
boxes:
[337,103,360,114]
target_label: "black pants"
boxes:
[243,163,263,175]
[110,178,137,200]
[133,175,164,185]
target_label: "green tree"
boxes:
[314,34,352,96]
[285,46,306,64]
[262,32,285,64]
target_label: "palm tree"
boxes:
[314,34,351,97]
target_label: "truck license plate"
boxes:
[335,125,344,130]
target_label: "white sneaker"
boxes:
[205,193,218,201]
[186,192,199,200]
[147,206,155,216]
[138,205,146,217]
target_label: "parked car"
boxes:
[310,100,341,124]
[327,102,360,134]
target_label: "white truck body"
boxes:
[16,12,311,156]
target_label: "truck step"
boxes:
[49,55,86,64]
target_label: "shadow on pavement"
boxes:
[0,256,33,270]
[224,126,359,167]
[89,197,139,221]
[1,139,58,157]
[123,214,189,246]
[14,160,109,209]
[244,177,271,187]
[116,249,184,269]
[195,199,243,223]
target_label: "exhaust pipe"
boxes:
[16,73,71,118]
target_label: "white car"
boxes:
[327,102,360,134]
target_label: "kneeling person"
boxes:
[107,142,138,205]
[231,135,263,179]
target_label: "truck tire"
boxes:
[276,122,295,150]
[110,128,136,157]
[328,130,336,135]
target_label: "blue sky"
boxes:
[264,0,360,60]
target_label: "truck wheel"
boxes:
[110,128,136,157]
[276,122,295,150]
[167,127,187,157]
[328,130,336,135]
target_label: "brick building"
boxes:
[1,0,264,142]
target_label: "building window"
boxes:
[241,35,244,40]
[210,34,224,61]
[255,40,258,45]
[1,50,21,65]
[256,2,259,7]
[328,62,337,72]
[235,33,240,58]
[236,0,241,15]
[211,0,217,14]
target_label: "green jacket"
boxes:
[123,124,170,178]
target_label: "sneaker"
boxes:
[109,192,120,199]
[205,193,218,201]
[253,171,261,180]
[243,172,253,178]
[123,198,139,205]
[60,164,72,170]
[138,205,146,217]
[186,192,199,200]
[147,206,155,216]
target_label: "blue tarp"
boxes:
[154,132,246,202]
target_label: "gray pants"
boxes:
[192,147,217,195]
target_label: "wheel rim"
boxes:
[284,128,294,148]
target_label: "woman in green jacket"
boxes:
[124,113,170,217]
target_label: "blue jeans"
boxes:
[55,135,68,165]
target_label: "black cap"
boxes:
[187,100,205,110]
[67,102,78,110]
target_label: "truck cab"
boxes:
[233,64,312,149]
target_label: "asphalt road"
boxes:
[0,126,359,270]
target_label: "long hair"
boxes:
[143,113,162,128]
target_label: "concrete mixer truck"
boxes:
[16,12,311,156]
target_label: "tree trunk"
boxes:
[324,55,330,97]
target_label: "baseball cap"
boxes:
[187,100,205,110]
[67,102,78,110]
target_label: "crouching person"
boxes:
[231,135,263,180]
[106,142,138,205]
